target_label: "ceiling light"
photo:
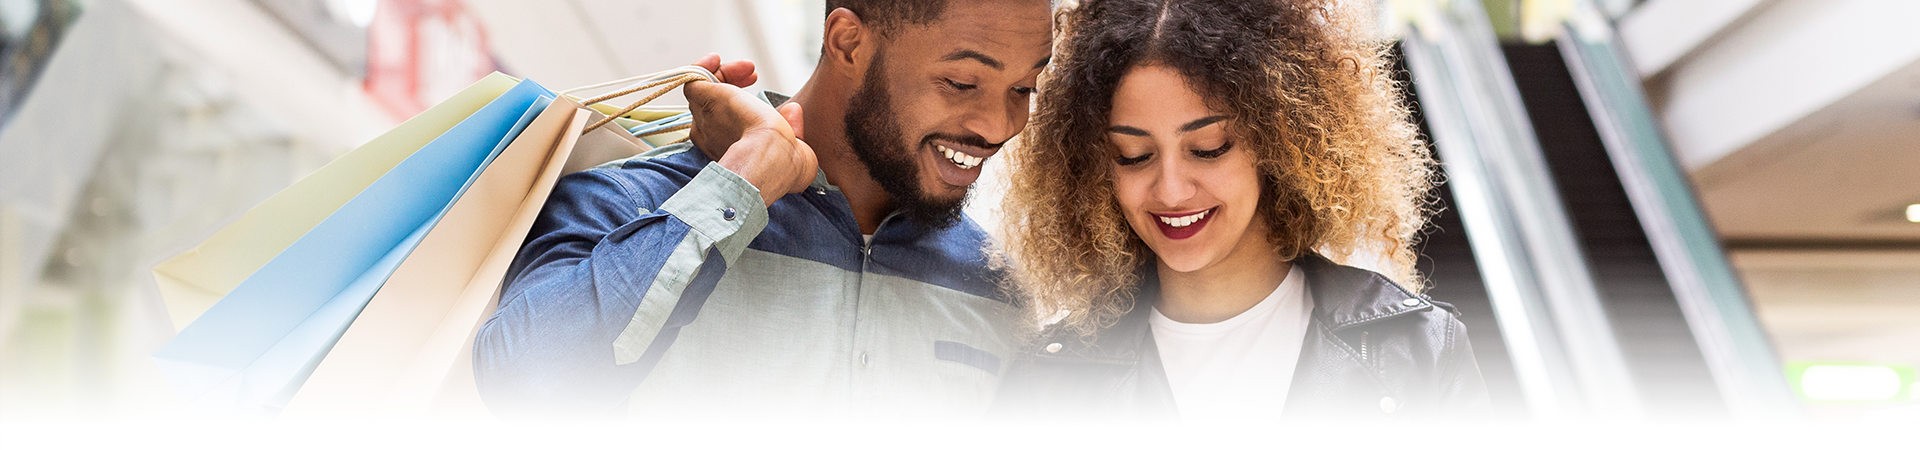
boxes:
[329,0,378,28]
[1906,204,1920,223]
[1796,364,1905,401]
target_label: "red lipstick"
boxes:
[1152,207,1215,240]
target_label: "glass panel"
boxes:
[1555,2,1799,417]
[1394,0,1641,418]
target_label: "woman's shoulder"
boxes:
[1296,255,1461,322]
[1294,255,1471,359]
[1289,255,1490,416]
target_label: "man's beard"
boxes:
[843,52,967,229]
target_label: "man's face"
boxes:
[843,0,1052,228]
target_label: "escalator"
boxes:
[1504,41,1724,417]
[1395,52,1529,418]
[1395,0,1798,419]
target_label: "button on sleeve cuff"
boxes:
[656,162,770,266]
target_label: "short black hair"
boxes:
[825,0,950,33]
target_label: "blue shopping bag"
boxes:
[153,78,556,413]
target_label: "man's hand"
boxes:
[693,53,759,89]
[684,54,815,206]
[686,54,778,163]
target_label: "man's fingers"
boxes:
[690,53,748,86]
[688,53,757,87]
[682,78,725,111]
[778,102,805,141]
[718,60,758,88]
[794,139,818,168]
[684,78,777,129]
[782,135,819,195]
[692,53,722,78]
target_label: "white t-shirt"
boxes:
[1149,264,1314,421]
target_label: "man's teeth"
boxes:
[1157,210,1210,228]
[940,145,982,170]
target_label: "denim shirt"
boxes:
[474,138,1017,419]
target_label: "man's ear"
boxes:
[822,7,872,80]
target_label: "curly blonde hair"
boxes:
[999,0,1436,338]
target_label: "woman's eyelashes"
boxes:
[1191,141,1232,159]
[1115,142,1233,166]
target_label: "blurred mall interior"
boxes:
[0,0,1916,422]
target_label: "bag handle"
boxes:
[562,66,718,134]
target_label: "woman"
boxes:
[992,0,1488,420]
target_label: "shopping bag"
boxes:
[562,106,656,174]
[281,97,589,418]
[554,68,718,171]
[151,78,555,413]
[276,67,715,418]
[150,74,523,330]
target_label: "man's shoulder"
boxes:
[585,142,711,181]
[555,143,714,203]
[590,141,706,171]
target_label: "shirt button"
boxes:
[1045,343,1063,353]
[859,352,869,366]
[721,207,737,221]
[1402,298,1421,307]
[1380,396,1398,413]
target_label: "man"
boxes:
[475,0,1053,419]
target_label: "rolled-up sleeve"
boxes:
[474,159,767,415]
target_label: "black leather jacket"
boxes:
[993,254,1490,420]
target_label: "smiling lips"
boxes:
[929,141,995,189]
[1152,207,1216,240]
[939,144,983,170]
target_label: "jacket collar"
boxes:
[1294,254,1433,332]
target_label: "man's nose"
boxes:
[960,95,1026,145]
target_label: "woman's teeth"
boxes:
[1157,210,1209,228]
[941,145,982,170]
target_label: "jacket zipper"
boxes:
[1358,331,1370,364]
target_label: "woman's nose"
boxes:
[1151,155,1196,207]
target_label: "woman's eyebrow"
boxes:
[1107,116,1226,137]
[1178,116,1229,133]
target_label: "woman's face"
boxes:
[1107,64,1270,273]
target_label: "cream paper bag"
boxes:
[151,74,522,330]
[279,97,593,418]
[283,68,708,419]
